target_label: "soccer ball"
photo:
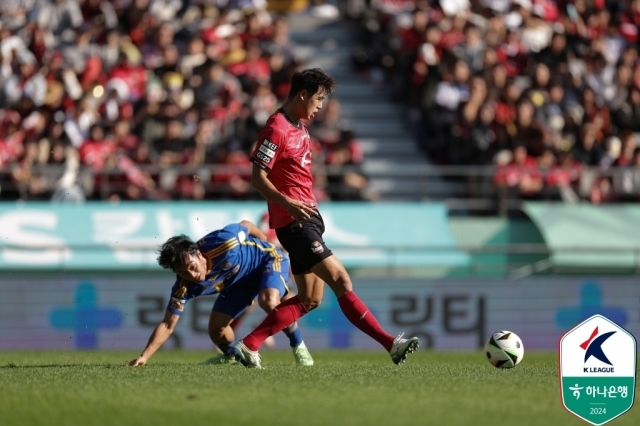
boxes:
[485,330,524,368]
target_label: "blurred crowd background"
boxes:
[352,0,640,203]
[0,0,369,202]
[5,0,640,204]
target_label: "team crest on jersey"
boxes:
[208,274,219,283]
[311,241,324,254]
[170,297,185,312]
[220,261,232,270]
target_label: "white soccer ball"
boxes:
[485,330,524,368]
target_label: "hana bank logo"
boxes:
[580,326,616,373]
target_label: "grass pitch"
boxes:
[0,351,637,426]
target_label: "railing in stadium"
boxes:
[0,164,640,211]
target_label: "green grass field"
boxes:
[0,350,637,426]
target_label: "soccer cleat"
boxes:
[389,333,420,365]
[230,341,262,369]
[200,354,237,365]
[292,341,314,366]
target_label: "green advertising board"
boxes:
[0,202,469,270]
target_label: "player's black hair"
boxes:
[157,234,199,270]
[288,68,336,99]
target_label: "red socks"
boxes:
[338,291,395,351]
[243,295,309,351]
[241,292,394,352]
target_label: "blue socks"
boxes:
[282,322,303,348]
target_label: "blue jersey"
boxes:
[167,223,285,315]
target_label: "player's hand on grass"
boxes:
[129,356,147,367]
[285,198,317,224]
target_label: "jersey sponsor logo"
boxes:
[256,151,272,164]
[311,241,324,254]
[258,144,276,158]
[170,297,185,312]
[262,139,278,151]
[301,150,311,167]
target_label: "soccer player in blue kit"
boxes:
[128,220,313,367]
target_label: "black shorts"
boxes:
[275,213,333,275]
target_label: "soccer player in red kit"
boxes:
[230,68,419,368]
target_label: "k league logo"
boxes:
[559,315,637,426]
[581,327,615,372]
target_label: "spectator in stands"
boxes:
[614,129,637,167]
[349,0,640,203]
[309,98,348,146]
[0,0,362,201]
[494,143,543,199]
[153,119,193,166]
[325,130,377,201]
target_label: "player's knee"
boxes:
[258,294,279,312]
[333,271,352,291]
[301,296,322,311]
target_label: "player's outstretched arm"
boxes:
[129,311,180,366]
[251,166,317,222]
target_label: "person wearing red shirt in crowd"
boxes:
[227,40,271,90]
[496,29,529,78]
[545,150,581,189]
[0,113,25,167]
[438,12,466,50]
[79,123,115,170]
[614,129,637,167]
[211,149,252,199]
[229,68,419,368]
[109,53,147,102]
[494,144,543,198]
[112,119,138,153]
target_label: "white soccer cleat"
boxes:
[389,333,420,365]
[292,341,314,366]
[230,341,262,369]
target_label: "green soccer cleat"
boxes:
[292,341,314,366]
[200,354,237,365]
[389,333,420,365]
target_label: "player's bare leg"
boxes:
[311,255,419,365]
[258,288,313,366]
[201,312,238,365]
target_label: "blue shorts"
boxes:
[212,255,290,319]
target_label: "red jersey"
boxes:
[250,109,316,229]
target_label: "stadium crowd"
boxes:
[353,0,640,203]
[0,0,371,202]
